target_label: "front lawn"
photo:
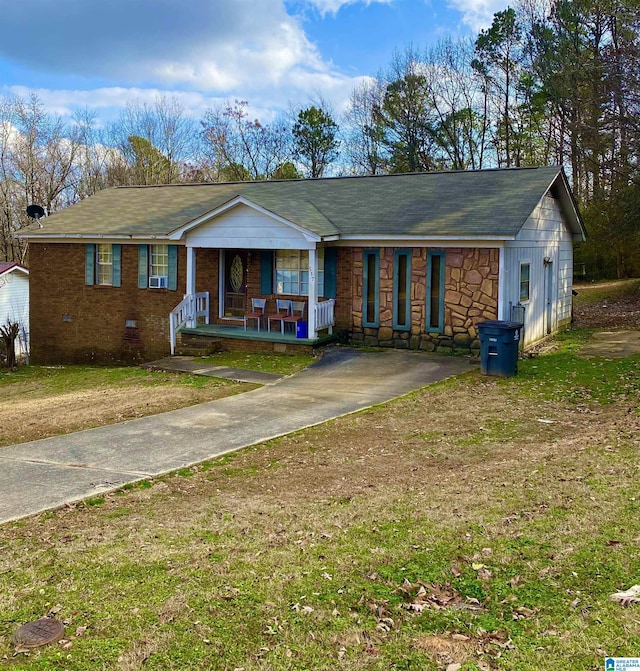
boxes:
[0,322,638,669]
[0,365,255,447]
[199,350,315,375]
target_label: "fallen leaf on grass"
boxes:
[513,606,538,620]
[610,585,640,606]
[396,580,485,613]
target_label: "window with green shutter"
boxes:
[86,243,121,287]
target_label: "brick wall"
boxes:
[30,242,497,362]
[195,248,219,319]
[334,247,353,329]
[30,243,187,364]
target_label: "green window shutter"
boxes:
[260,251,273,294]
[85,244,95,285]
[168,245,178,291]
[323,247,337,299]
[112,244,121,287]
[138,245,148,289]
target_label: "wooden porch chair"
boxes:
[283,300,306,335]
[267,299,292,334]
[244,298,267,332]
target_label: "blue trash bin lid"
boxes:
[478,320,522,330]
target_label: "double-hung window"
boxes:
[275,249,325,297]
[149,244,169,287]
[85,243,121,287]
[138,244,178,290]
[96,244,113,285]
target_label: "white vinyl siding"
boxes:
[502,194,574,346]
[186,203,318,250]
[0,270,29,357]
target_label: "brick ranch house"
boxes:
[19,166,585,364]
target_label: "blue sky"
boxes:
[0,0,509,125]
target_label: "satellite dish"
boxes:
[26,204,45,220]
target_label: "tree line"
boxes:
[1,0,639,278]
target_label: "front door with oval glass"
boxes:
[224,250,248,317]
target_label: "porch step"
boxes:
[175,333,223,356]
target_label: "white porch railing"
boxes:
[170,292,209,354]
[315,298,335,335]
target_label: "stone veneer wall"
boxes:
[350,247,499,352]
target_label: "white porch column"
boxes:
[186,246,196,326]
[307,247,317,339]
[186,246,196,295]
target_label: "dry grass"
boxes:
[0,281,639,669]
[0,368,255,447]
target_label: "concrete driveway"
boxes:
[0,348,472,524]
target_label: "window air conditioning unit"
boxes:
[149,276,168,289]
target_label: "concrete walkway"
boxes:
[0,348,473,524]
[579,330,640,358]
[141,356,285,385]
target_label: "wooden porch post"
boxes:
[186,246,196,327]
[308,247,317,339]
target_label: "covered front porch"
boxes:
[167,196,338,354]
[175,319,340,356]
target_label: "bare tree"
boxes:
[108,95,197,184]
[201,100,292,181]
[343,79,388,175]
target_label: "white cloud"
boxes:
[446,0,511,32]
[0,0,380,124]
[300,0,392,16]
[0,0,333,93]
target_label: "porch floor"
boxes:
[179,323,339,347]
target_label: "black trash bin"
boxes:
[477,320,522,377]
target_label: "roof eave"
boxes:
[338,234,515,242]
[17,233,176,242]
[549,168,587,241]
[0,264,29,277]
